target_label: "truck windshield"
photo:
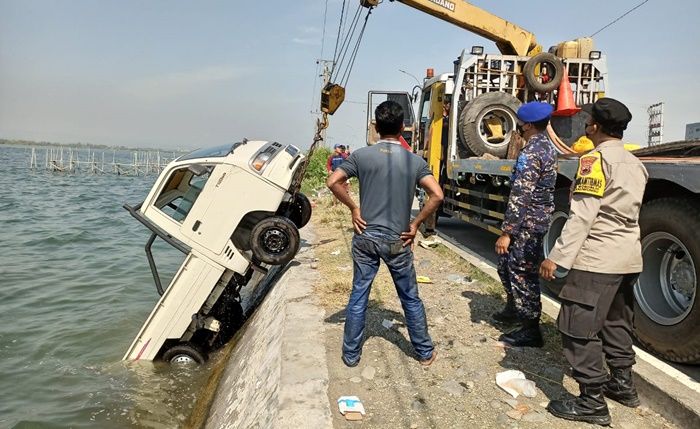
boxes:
[178,142,241,161]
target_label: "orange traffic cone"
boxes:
[552,68,581,117]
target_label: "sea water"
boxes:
[0,145,212,428]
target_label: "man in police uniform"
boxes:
[493,102,557,347]
[540,98,648,426]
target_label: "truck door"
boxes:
[366,91,415,147]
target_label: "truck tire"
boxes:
[162,343,207,365]
[550,108,591,147]
[541,188,570,295]
[250,216,300,265]
[458,92,521,158]
[523,52,564,93]
[289,192,312,229]
[634,198,700,364]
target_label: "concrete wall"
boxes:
[204,236,332,429]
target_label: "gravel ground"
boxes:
[310,196,676,429]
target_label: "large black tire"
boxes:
[523,52,564,93]
[250,216,300,265]
[550,108,591,147]
[541,188,571,295]
[459,92,521,158]
[162,343,207,365]
[633,198,700,364]
[288,193,312,229]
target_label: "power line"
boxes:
[320,0,329,58]
[590,0,650,37]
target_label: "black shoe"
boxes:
[547,384,611,426]
[342,355,360,367]
[498,319,543,348]
[492,295,518,324]
[603,367,640,408]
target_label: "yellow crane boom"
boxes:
[362,0,541,56]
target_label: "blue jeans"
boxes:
[343,230,434,362]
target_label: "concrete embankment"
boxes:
[189,229,332,429]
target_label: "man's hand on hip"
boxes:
[400,222,418,248]
[351,207,367,234]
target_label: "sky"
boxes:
[1,0,698,150]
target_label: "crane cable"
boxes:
[331,4,363,81]
[331,0,347,69]
[589,0,650,37]
[338,7,373,87]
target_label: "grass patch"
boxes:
[312,194,398,311]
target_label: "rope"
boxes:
[590,0,650,37]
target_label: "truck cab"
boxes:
[122,140,311,363]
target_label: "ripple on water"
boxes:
[0,146,201,428]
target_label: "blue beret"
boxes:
[517,102,554,123]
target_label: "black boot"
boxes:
[603,367,640,407]
[498,318,543,347]
[492,295,518,324]
[547,384,611,426]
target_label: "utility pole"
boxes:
[647,102,664,146]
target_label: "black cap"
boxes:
[582,98,632,132]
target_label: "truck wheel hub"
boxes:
[262,229,288,254]
[670,257,695,299]
[636,232,696,326]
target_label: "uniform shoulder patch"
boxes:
[574,151,605,197]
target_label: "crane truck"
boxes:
[331,0,700,364]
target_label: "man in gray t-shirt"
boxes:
[327,100,444,368]
[338,141,432,237]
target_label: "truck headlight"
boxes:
[251,152,272,172]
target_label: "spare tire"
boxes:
[550,107,591,147]
[459,92,521,158]
[523,52,564,93]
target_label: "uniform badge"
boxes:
[579,156,596,176]
[574,152,606,197]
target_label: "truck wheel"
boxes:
[250,216,300,265]
[162,343,207,365]
[288,193,312,229]
[523,52,564,93]
[541,189,570,295]
[459,92,521,158]
[634,198,700,364]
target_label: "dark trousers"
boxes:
[557,269,638,385]
[497,230,544,320]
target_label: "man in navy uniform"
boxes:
[493,102,557,347]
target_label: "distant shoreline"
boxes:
[0,139,186,153]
